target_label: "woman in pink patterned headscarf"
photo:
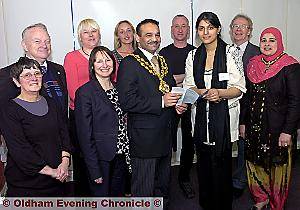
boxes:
[245,27,300,210]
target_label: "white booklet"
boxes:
[171,87,199,105]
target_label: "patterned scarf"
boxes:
[247,27,298,83]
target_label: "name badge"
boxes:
[219,73,229,81]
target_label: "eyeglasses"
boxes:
[231,24,250,30]
[19,71,43,80]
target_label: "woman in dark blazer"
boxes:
[75,46,130,196]
[245,27,300,210]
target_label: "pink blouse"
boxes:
[63,50,89,110]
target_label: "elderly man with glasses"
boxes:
[229,14,260,199]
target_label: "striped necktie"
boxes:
[151,56,160,74]
[40,66,47,74]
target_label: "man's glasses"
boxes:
[19,71,43,80]
[231,24,250,30]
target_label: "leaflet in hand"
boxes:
[171,87,199,105]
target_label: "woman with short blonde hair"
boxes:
[63,18,101,196]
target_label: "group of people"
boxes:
[0,10,299,210]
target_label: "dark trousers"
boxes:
[196,145,232,210]
[88,154,127,197]
[124,167,132,195]
[171,106,194,182]
[131,154,171,198]
[232,138,247,189]
[0,161,4,192]
[69,109,91,196]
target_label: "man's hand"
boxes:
[176,104,188,114]
[239,125,245,139]
[94,177,103,184]
[163,93,182,107]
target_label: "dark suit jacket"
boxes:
[116,48,176,158]
[0,61,68,122]
[74,80,118,180]
[242,42,260,73]
[239,42,260,125]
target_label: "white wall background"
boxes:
[0,0,73,67]
[72,0,192,50]
[0,0,299,67]
[286,0,300,59]
[0,0,8,67]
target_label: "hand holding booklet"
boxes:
[171,87,199,105]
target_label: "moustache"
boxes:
[148,41,159,45]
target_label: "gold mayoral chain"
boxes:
[261,52,285,72]
[131,54,170,94]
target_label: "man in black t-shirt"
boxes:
[160,14,196,199]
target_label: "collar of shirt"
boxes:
[139,47,158,68]
[39,61,48,74]
[26,55,48,69]
[40,60,48,69]
[235,41,249,56]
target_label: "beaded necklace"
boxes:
[131,54,170,94]
[81,47,90,57]
[261,52,285,71]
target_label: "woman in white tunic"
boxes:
[183,12,246,210]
